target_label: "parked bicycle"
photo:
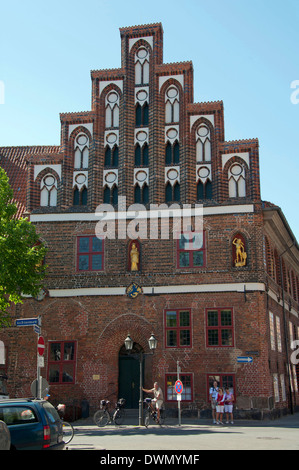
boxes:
[56,404,74,444]
[94,398,126,426]
[144,398,165,427]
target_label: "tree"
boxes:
[0,168,47,327]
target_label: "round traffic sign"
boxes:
[37,336,45,356]
[175,379,183,394]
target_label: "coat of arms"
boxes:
[126,283,143,298]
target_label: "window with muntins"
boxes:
[165,309,192,348]
[206,308,234,347]
[77,236,104,272]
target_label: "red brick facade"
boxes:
[0,23,298,419]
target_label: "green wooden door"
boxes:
[118,355,143,409]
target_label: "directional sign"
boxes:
[16,318,39,327]
[237,356,253,364]
[37,336,45,356]
[175,379,183,394]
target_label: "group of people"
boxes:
[143,380,234,426]
[209,381,234,425]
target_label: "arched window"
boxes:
[165,86,179,124]
[73,186,88,206]
[196,124,211,162]
[74,133,89,169]
[165,141,180,165]
[165,181,180,203]
[103,185,118,206]
[135,47,150,85]
[105,145,118,167]
[40,174,57,207]
[105,91,120,128]
[228,163,246,198]
[136,102,149,127]
[134,184,149,204]
[135,143,149,166]
[197,180,212,200]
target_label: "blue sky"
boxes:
[0,0,298,240]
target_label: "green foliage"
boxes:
[0,168,47,326]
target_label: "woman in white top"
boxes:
[224,387,234,424]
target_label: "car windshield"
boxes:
[42,401,60,423]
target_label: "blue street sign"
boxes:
[15,318,39,327]
[237,356,253,363]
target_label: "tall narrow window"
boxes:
[134,184,149,204]
[165,181,180,203]
[135,47,150,85]
[135,143,149,166]
[105,91,119,128]
[206,308,234,347]
[228,163,246,198]
[74,133,89,169]
[165,86,179,124]
[40,174,57,207]
[105,145,118,167]
[104,185,118,206]
[196,125,211,162]
[135,102,149,127]
[165,309,192,348]
[48,341,76,384]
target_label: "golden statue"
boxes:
[233,237,247,267]
[130,242,139,271]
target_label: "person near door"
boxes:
[142,382,164,422]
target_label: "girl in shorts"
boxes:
[216,388,225,425]
[224,387,234,424]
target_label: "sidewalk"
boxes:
[73,410,299,429]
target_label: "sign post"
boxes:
[176,361,183,426]
[16,316,43,399]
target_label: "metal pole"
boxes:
[37,338,41,399]
[177,361,181,426]
[139,352,143,426]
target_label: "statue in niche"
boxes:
[130,242,140,272]
[233,237,247,267]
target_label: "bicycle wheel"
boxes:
[113,408,125,425]
[159,408,166,426]
[62,421,74,444]
[144,410,150,428]
[93,409,110,427]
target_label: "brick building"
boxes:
[0,23,299,419]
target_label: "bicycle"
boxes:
[93,398,126,426]
[144,398,165,427]
[57,404,74,444]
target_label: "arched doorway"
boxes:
[118,343,144,409]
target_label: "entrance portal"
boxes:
[118,344,144,409]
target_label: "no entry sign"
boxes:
[175,379,183,394]
[37,336,45,356]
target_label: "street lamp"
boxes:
[124,333,158,426]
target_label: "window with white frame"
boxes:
[105,91,120,128]
[40,174,57,207]
[228,163,246,198]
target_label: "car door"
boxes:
[2,405,44,450]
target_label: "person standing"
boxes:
[209,380,219,424]
[224,387,234,424]
[215,387,225,425]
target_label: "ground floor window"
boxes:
[48,341,76,384]
[165,374,193,402]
